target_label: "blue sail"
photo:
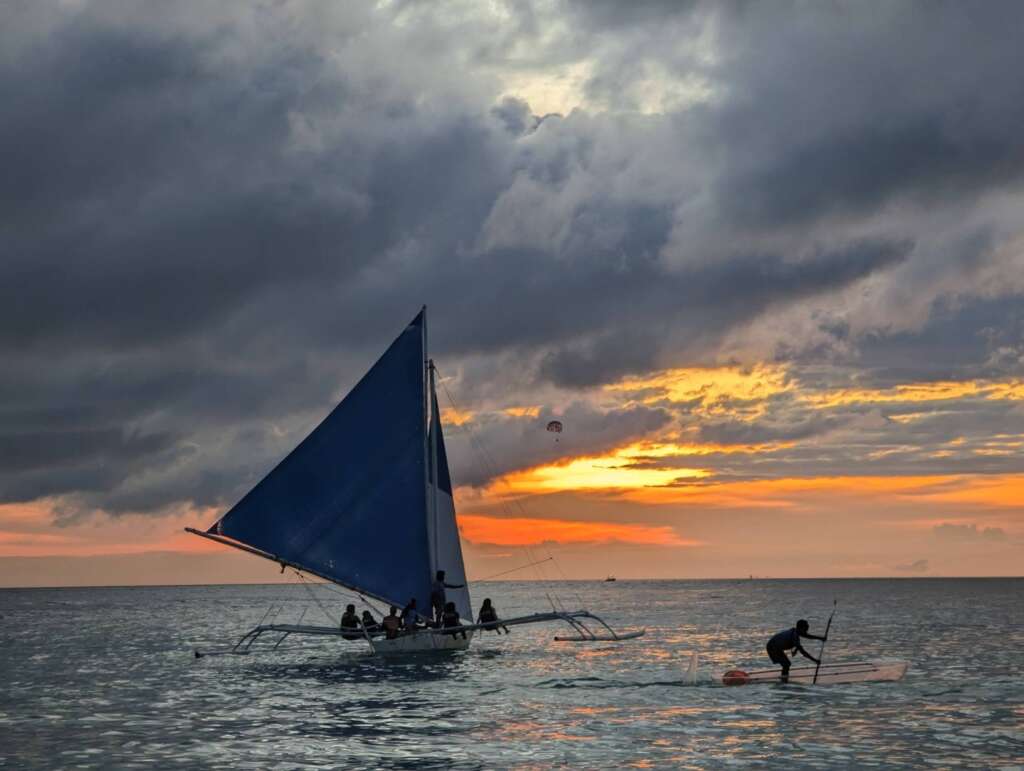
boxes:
[210,310,432,612]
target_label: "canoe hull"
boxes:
[721,659,909,686]
[370,629,474,654]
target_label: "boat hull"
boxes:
[370,629,474,654]
[721,659,909,686]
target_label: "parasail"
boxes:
[546,420,563,434]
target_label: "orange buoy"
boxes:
[722,669,750,686]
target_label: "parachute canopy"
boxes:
[546,420,563,433]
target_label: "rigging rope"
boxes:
[438,371,582,611]
[287,567,392,625]
[295,570,339,625]
[477,557,554,581]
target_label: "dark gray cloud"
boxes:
[2,1,1024,517]
[536,238,910,387]
[697,414,844,446]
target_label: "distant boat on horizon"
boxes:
[187,308,643,655]
[605,576,617,582]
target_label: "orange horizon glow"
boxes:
[458,513,699,547]
[3,363,1023,581]
[0,501,224,558]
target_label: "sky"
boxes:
[2,0,1023,586]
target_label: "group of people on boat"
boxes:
[339,571,510,641]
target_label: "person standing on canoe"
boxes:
[430,570,465,625]
[767,619,826,682]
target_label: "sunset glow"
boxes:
[498,451,709,493]
[3,1,1023,587]
[607,365,791,413]
[801,379,1024,408]
[458,514,698,547]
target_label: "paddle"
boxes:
[812,600,837,685]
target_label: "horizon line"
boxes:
[1,575,1021,590]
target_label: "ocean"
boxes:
[1,579,1021,769]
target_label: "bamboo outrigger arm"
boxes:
[193,610,644,657]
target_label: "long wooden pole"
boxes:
[813,600,837,684]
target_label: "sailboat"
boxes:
[187,308,643,655]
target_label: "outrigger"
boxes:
[195,610,644,658]
[187,308,642,655]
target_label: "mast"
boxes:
[429,359,439,572]
[422,306,435,578]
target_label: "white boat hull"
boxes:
[369,629,474,654]
[553,629,645,642]
[721,659,909,686]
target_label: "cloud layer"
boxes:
[1,0,1023,577]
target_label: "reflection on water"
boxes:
[1,579,1022,768]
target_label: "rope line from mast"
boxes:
[437,370,580,610]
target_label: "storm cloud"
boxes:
[2,1,1024,518]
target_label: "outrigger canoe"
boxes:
[187,308,642,657]
[721,659,909,686]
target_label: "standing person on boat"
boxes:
[381,606,402,639]
[431,570,465,625]
[766,619,826,682]
[340,604,362,640]
[401,598,422,632]
[441,601,467,639]
[477,598,510,634]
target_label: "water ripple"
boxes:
[1,579,1021,768]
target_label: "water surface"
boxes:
[1,579,1021,768]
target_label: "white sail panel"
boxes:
[428,381,472,621]
[432,485,472,621]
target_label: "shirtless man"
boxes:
[766,619,826,682]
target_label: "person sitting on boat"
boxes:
[431,570,465,625]
[476,598,510,634]
[440,601,467,639]
[361,610,381,637]
[766,619,826,682]
[381,606,402,639]
[401,598,422,632]
[340,604,362,640]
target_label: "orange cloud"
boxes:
[802,379,1024,408]
[502,405,541,418]
[441,406,476,426]
[612,472,1024,512]
[458,513,698,546]
[488,440,785,497]
[0,500,223,557]
[498,447,709,493]
[606,364,791,417]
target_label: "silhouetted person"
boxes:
[440,601,466,639]
[767,619,825,682]
[340,603,362,640]
[401,598,421,632]
[361,610,381,637]
[382,606,402,639]
[477,598,509,634]
[431,570,465,624]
